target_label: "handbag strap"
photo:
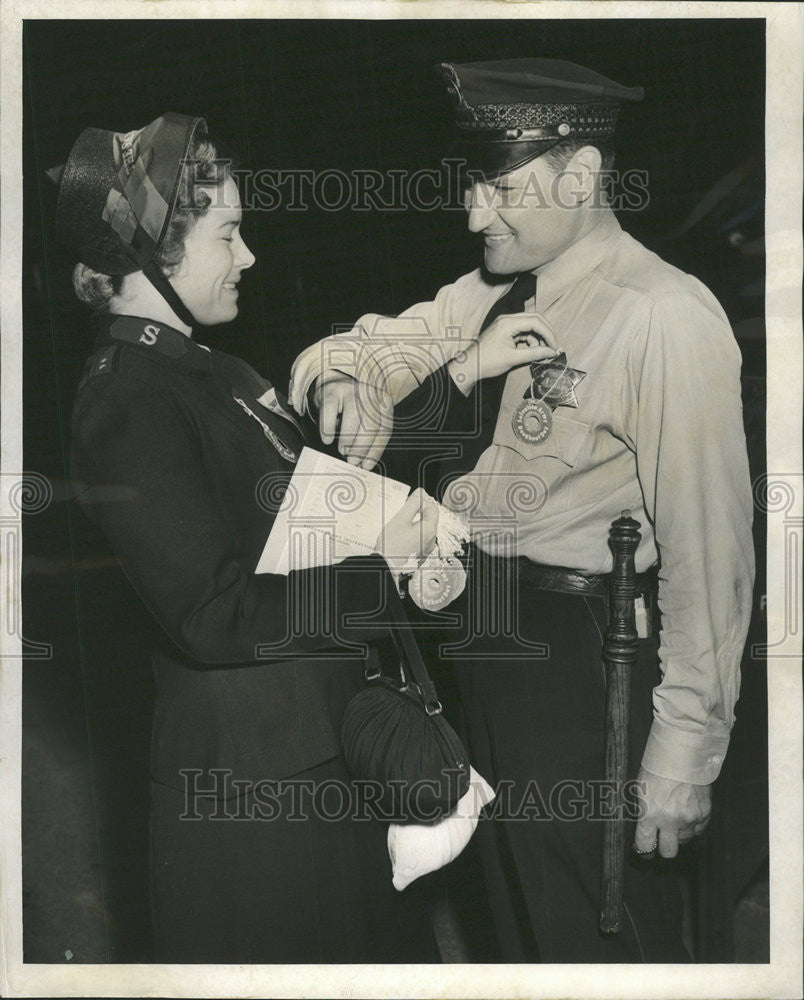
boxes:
[384,580,443,716]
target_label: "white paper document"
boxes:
[256,447,411,575]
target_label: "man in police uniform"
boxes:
[289,58,755,961]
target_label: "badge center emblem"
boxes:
[512,398,553,444]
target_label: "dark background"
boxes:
[21,17,767,963]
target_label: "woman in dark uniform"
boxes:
[57,112,439,963]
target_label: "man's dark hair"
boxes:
[542,138,616,174]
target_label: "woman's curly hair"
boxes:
[72,135,228,311]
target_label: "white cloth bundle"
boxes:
[387,767,496,891]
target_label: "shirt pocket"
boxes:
[492,407,590,468]
[485,409,592,517]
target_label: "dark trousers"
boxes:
[150,756,439,963]
[433,556,689,963]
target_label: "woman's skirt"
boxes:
[149,755,440,963]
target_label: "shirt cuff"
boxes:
[446,348,479,396]
[640,717,730,785]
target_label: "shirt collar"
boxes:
[94,314,213,373]
[534,210,622,313]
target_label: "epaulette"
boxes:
[78,344,122,394]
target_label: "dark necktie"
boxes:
[480,272,538,334]
[475,271,537,426]
[437,272,537,496]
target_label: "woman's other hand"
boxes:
[374,488,438,573]
[447,313,559,394]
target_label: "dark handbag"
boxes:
[340,586,470,823]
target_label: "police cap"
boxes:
[436,57,643,180]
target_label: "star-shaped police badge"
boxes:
[512,352,587,444]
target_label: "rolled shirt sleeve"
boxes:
[627,284,755,784]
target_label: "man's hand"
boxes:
[449,313,559,393]
[312,373,394,470]
[633,766,712,859]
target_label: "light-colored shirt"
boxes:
[290,211,755,785]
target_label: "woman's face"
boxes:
[169,175,255,326]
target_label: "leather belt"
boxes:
[515,557,657,599]
[467,544,658,600]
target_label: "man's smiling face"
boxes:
[464,153,586,274]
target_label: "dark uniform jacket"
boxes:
[71,314,398,792]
